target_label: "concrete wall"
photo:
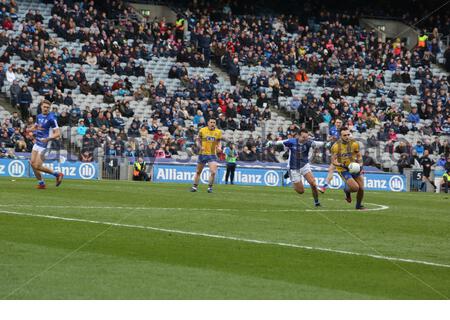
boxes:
[360,18,419,50]
[129,3,177,22]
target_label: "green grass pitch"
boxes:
[0,178,449,299]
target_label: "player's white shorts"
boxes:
[32,144,46,154]
[289,164,312,183]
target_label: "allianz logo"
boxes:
[156,167,280,186]
[221,170,279,186]
[0,160,27,177]
[221,171,263,184]
[43,163,78,176]
[156,168,197,181]
[156,168,211,183]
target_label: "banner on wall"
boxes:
[152,164,406,191]
[29,161,99,180]
[0,158,99,180]
[0,159,29,178]
[284,171,406,192]
[152,164,284,187]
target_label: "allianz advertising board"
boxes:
[30,161,99,180]
[0,159,99,180]
[152,165,284,187]
[284,170,406,192]
[152,164,405,191]
[0,159,29,178]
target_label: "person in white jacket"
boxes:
[6,66,16,83]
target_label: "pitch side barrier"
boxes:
[0,158,100,180]
[0,158,405,191]
[151,160,406,192]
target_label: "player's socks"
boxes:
[344,185,352,203]
[283,171,289,179]
[56,173,64,186]
[51,172,59,177]
[190,184,198,192]
[207,184,213,193]
[314,200,321,207]
[36,180,46,189]
[356,204,366,210]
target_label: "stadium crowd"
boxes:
[0,0,449,174]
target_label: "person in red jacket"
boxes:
[2,18,13,30]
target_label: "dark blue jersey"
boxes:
[282,138,322,170]
[34,112,58,148]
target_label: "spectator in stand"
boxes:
[18,85,32,119]
[9,80,20,107]
[415,141,425,157]
[362,151,378,167]
[436,154,447,167]
[228,57,240,86]
[397,153,412,174]
[6,66,15,83]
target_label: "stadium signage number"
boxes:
[413,171,423,180]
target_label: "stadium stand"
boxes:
[0,0,448,174]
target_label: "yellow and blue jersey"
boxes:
[330,139,360,173]
[199,127,222,156]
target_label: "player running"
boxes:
[30,100,64,189]
[319,118,343,192]
[330,127,365,210]
[191,118,222,193]
[267,129,324,207]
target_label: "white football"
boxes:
[348,162,361,174]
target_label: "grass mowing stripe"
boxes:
[1,208,136,300]
[1,208,449,270]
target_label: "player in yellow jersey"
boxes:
[330,127,365,210]
[191,118,222,193]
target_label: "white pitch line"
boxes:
[305,202,389,212]
[0,209,448,269]
[0,204,238,212]
[0,203,389,213]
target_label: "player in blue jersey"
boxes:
[267,129,324,207]
[319,118,343,192]
[30,100,64,189]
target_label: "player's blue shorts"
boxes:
[339,171,361,181]
[198,155,218,164]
